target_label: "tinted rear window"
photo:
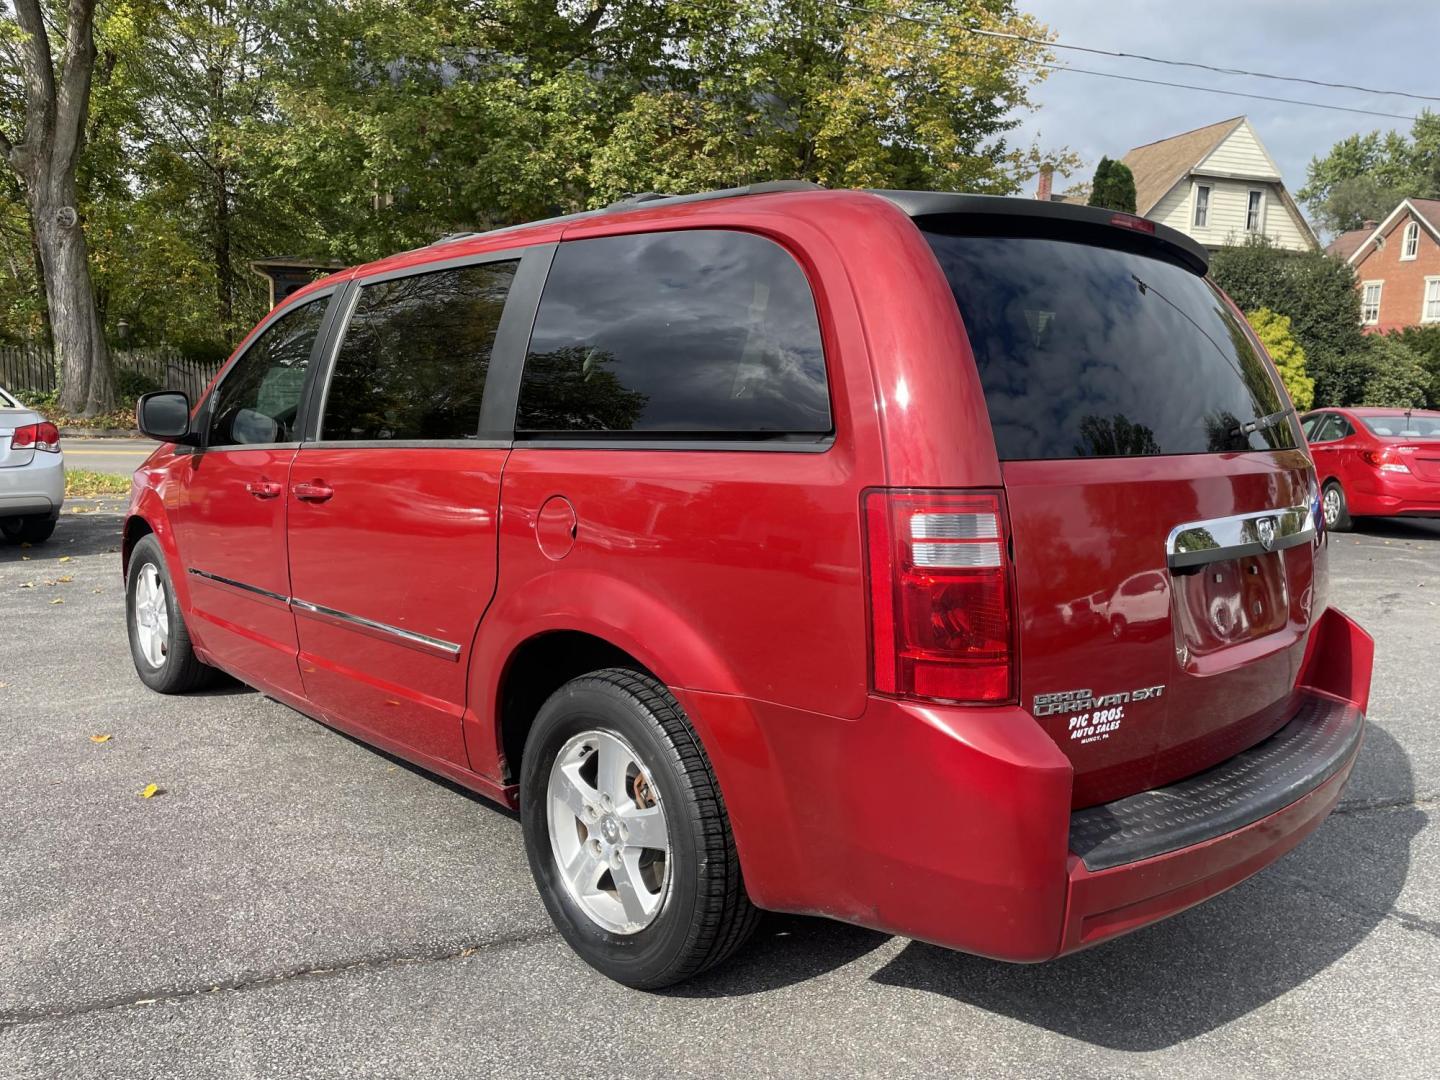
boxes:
[516,230,830,437]
[923,229,1296,460]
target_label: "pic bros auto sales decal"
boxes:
[1031,685,1167,745]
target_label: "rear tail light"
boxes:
[9,421,60,453]
[1362,447,1410,474]
[864,489,1016,705]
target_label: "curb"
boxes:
[58,427,143,439]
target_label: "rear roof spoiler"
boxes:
[869,190,1210,276]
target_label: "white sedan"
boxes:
[0,385,64,544]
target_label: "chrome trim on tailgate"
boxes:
[1166,504,1316,572]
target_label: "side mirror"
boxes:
[136,391,197,445]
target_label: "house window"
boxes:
[1424,277,1440,323]
[1361,281,1383,325]
[1193,184,1210,228]
[1246,190,1264,232]
[1402,221,1421,260]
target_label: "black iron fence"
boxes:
[0,345,221,404]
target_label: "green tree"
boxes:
[1299,111,1440,234]
[0,0,115,413]
[253,0,1077,250]
[1362,334,1429,408]
[1246,308,1314,410]
[1209,236,1367,405]
[1086,155,1136,213]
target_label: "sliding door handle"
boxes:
[293,481,334,504]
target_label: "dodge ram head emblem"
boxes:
[1256,515,1277,551]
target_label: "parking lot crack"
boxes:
[0,925,556,1030]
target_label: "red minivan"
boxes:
[124,185,1372,988]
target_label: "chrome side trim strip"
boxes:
[290,598,463,661]
[187,568,290,605]
[1166,504,1316,572]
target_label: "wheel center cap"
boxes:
[600,817,620,843]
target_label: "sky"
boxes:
[1008,0,1434,233]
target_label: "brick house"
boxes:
[1335,199,1440,332]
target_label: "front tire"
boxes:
[1322,480,1352,532]
[520,668,759,989]
[1,513,56,544]
[125,535,217,693]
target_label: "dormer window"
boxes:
[1402,220,1420,260]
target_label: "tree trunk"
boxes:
[27,209,54,352]
[31,180,113,415]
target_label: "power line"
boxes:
[823,1,1440,109]
[1033,62,1418,123]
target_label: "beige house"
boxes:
[1120,117,1318,252]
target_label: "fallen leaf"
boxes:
[21,555,30,560]
[18,582,34,589]
[0,681,8,689]
[90,734,112,744]
[56,575,73,583]
[50,598,64,605]
[58,555,70,562]
[138,783,162,799]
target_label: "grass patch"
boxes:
[66,469,131,498]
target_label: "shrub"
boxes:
[1209,237,1368,405]
[1390,325,1440,407]
[1361,334,1430,407]
[1245,308,1314,409]
[114,368,163,406]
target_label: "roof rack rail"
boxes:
[428,179,825,248]
[602,180,823,213]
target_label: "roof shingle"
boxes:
[1120,117,1245,215]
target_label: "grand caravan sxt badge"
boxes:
[1032,685,1167,745]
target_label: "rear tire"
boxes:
[520,668,760,989]
[1,513,56,544]
[1322,481,1352,532]
[125,535,218,693]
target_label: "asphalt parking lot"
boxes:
[2,504,1437,1079]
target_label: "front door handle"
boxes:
[245,480,284,499]
[293,481,334,504]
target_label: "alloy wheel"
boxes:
[132,563,170,668]
[546,729,671,934]
[1322,487,1342,528]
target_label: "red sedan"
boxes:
[1302,407,1440,529]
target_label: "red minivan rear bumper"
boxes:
[680,606,1371,962]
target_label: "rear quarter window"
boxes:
[923,228,1296,460]
[516,229,831,438]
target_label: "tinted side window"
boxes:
[207,298,327,446]
[516,230,830,436]
[322,261,518,441]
